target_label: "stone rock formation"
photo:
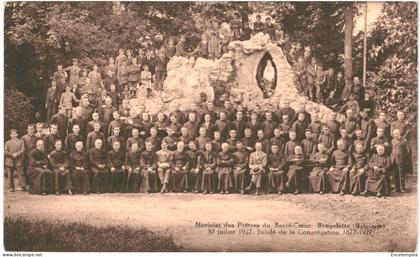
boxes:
[228,33,337,122]
[131,33,338,122]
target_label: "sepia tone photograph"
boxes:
[2,1,418,253]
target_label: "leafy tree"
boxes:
[264,2,358,69]
[4,2,417,126]
[365,2,417,119]
[5,2,149,112]
[5,2,251,112]
[126,2,252,48]
[4,88,34,136]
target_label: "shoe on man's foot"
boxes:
[68,190,73,196]
[9,188,14,192]
[293,190,299,195]
[245,185,252,193]
[319,191,324,195]
[56,191,60,195]
[340,191,345,196]
[160,185,167,193]
[376,192,382,198]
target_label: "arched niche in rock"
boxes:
[255,52,278,99]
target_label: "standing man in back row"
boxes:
[293,57,306,94]
[5,129,26,192]
[314,63,326,103]
[263,17,276,41]
[45,80,60,123]
[53,64,68,93]
[253,15,264,35]
[64,58,81,87]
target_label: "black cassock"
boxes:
[28,149,53,194]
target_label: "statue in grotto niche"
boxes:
[256,52,277,98]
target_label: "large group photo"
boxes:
[3,1,418,253]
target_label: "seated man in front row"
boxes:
[49,139,72,195]
[156,140,173,193]
[245,142,267,195]
[88,139,109,193]
[69,141,90,194]
[201,141,217,194]
[140,140,159,193]
[266,144,287,195]
[286,145,306,195]
[362,144,391,198]
[28,139,54,195]
[107,141,126,193]
[309,143,329,194]
[170,142,190,193]
[327,139,352,195]
[216,142,234,194]
[232,141,249,194]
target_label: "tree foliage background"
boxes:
[4,2,417,134]
[365,2,417,118]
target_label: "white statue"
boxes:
[263,61,275,82]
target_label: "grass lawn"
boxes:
[4,217,180,252]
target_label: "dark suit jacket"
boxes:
[45,86,59,109]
